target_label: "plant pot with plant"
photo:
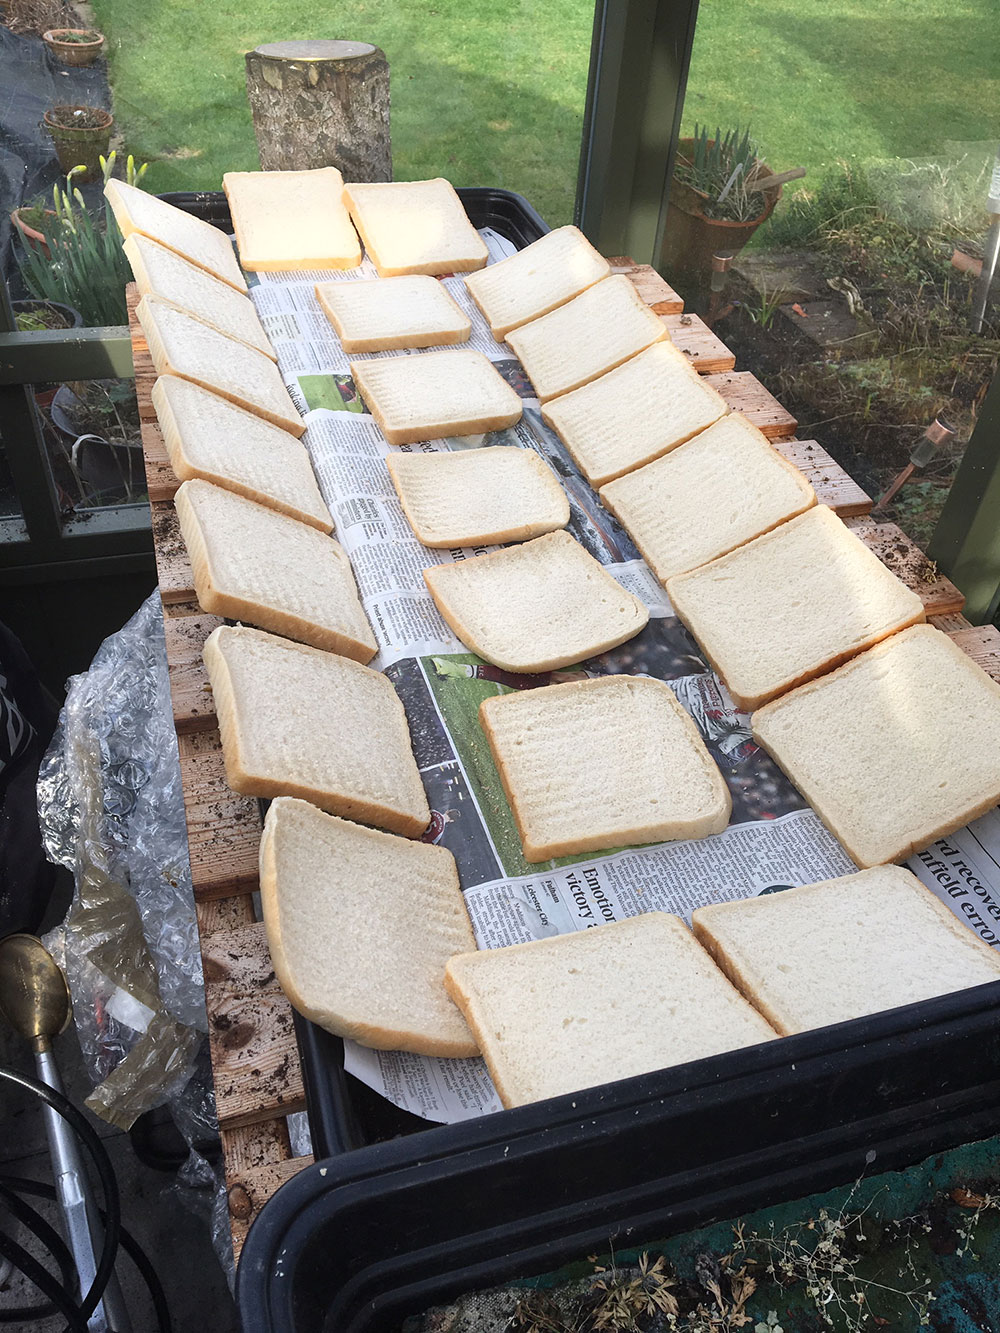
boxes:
[11,298,83,331]
[43,104,113,183]
[10,202,58,256]
[43,27,105,66]
[660,126,786,284]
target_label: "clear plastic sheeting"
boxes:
[37,592,208,1130]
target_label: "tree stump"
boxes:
[245,40,391,182]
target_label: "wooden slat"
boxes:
[662,313,736,374]
[773,439,873,518]
[849,520,966,617]
[609,259,684,315]
[228,1156,314,1261]
[177,730,262,899]
[142,418,180,503]
[127,282,157,421]
[704,370,798,440]
[163,610,220,734]
[930,612,973,633]
[197,895,256,935]
[948,625,1000,683]
[151,500,196,604]
[221,1118,293,1176]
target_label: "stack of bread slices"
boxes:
[115,169,1000,1113]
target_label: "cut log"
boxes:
[245,40,391,181]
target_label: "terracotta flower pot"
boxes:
[43,28,105,67]
[10,206,58,257]
[43,105,114,184]
[660,138,782,284]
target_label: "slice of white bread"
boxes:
[542,341,729,486]
[122,233,274,359]
[105,178,247,292]
[223,167,362,271]
[463,225,611,340]
[153,376,332,531]
[136,294,304,437]
[445,913,777,1107]
[350,348,522,446]
[204,625,429,836]
[386,446,569,547]
[505,275,668,403]
[479,676,731,861]
[600,413,816,582]
[692,866,1000,1036]
[316,275,471,353]
[176,480,375,661]
[752,624,1000,868]
[260,798,478,1057]
[424,530,649,672]
[342,178,488,277]
[666,506,925,712]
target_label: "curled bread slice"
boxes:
[692,866,1000,1036]
[386,446,569,547]
[752,624,1000,868]
[342,178,488,277]
[176,480,374,661]
[204,625,428,836]
[317,274,470,352]
[351,348,522,446]
[542,340,729,487]
[600,413,816,582]
[480,675,731,861]
[122,232,274,358]
[424,530,649,672]
[506,275,668,403]
[463,224,610,340]
[666,506,925,712]
[445,913,777,1107]
[105,178,247,292]
[137,294,303,437]
[223,167,362,271]
[261,797,478,1057]
[153,376,332,531]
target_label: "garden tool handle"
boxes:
[746,167,806,193]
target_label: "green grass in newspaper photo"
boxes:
[295,373,367,414]
[421,652,635,879]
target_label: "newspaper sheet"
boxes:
[247,230,1000,1127]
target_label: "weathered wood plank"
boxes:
[163,610,220,734]
[206,985,306,1130]
[197,895,256,935]
[774,439,873,518]
[150,500,196,605]
[948,624,1000,683]
[609,259,684,315]
[704,370,798,440]
[141,418,179,503]
[127,283,157,422]
[662,313,736,374]
[929,612,973,633]
[176,730,262,899]
[852,520,966,617]
[228,1155,314,1261]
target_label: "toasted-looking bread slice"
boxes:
[153,376,331,530]
[386,446,568,547]
[261,798,478,1057]
[600,412,816,582]
[342,178,488,277]
[463,225,610,340]
[423,530,649,673]
[752,624,1000,867]
[445,913,777,1106]
[480,676,731,860]
[223,167,362,271]
[350,348,521,445]
[204,625,428,836]
[693,866,1000,1035]
[176,480,374,661]
[666,505,925,711]
[105,178,247,292]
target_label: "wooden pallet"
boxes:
[132,260,997,1261]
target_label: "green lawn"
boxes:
[90,0,996,227]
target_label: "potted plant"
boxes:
[660,125,784,282]
[10,200,58,256]
[43,104,114,183]
[18,153,148,328]
[12,298,83,331]
[43,27,105,66]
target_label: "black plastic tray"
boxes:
[239,980,1000,1333]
